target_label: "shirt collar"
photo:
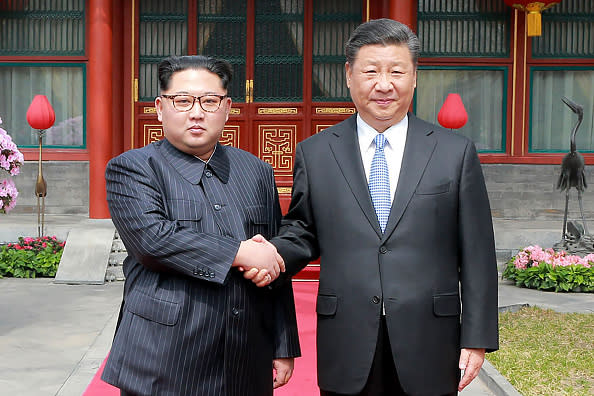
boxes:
[356,114,408,151]
[160,139,230,184]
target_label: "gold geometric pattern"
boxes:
[316,124,333,133]
[258,107,298,115]
[315,107,355,114]
[220,125,240,147]
[259,125,296,175]
[144,124,164,146]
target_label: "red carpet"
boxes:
[84,281,319,395]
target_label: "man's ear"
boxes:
[224,97,233,122]
[345,62,352,88]
[155,96,163,122]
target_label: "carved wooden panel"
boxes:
[143,124,164,146]
[258,124,296,176]
[220,125,240,147]
[315,124,333,133]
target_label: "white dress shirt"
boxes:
[357,114,408,205]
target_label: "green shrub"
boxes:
[503,245,594,292]
[0,236,65,278]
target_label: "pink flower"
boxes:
[0,178,18,213]
[0,117,23,213]
[514,251,530,269]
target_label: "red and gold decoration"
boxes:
[26,95,55,237]
[504,0,562,36]
[438,93,468,130]
[259,125,296,176]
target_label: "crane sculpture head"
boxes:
[561,96,583,153]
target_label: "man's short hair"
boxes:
[157,55,233,93]
[345,18,420,68]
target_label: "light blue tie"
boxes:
[369,134,390,232]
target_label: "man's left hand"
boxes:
[273,358,294,389]
[458,348,485,391]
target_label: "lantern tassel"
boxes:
[526,7,542,36]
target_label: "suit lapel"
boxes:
[328,115,383,238]
[382,114,437,241]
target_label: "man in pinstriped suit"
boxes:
[101,55,300,396]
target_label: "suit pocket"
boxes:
[167,199,203,221]
[415,180,451,195]
[246,205,268,225]
[246,205,269,236]
[125,290,181,326]
[316,294,338,316]
[433,293,461,317]
[167,199,203,232]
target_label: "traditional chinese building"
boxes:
[0,0,593,219]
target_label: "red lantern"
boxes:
[26,95,56,130]
[438,94,468,130]
[504,1,562,36]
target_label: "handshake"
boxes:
[232,234,285,287]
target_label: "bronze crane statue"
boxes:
[556,96,588,241]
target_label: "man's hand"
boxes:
[233,234,284,283]
[458,348,485,391]
[273,358,294,389]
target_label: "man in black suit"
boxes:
[254,19,498,396]
[101,55,300,396]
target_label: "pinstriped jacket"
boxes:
[101,138,300,396]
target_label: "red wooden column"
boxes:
[389,0,417,32]
[88,0,113,218]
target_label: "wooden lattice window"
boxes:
[417,0,509,57]
[0,0,85,56]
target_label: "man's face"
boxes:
[345,44,417,132]
[155,68,232,160]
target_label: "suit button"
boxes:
[372,296,381,304]
[205,170,213,177]
[379,246,388,254]
[231,307,239,316]
[198,270,204,276]
[214,204,222,211]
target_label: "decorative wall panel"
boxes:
[220,125,240,147]
[143,124,164,146]
[259,124,296,175]
[316,124,333,133]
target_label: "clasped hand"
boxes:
[232,234,284,287]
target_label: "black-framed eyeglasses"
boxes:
[160,94,227,113]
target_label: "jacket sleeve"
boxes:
[267,167,301,358]
[458,141,499,352]
[105,152,239,285]
[271,144,320,277]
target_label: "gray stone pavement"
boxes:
[1,214,593,395]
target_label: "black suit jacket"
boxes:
[273,114,498,396]
[101,139,300,396]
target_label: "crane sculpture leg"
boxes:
[561,189,590,242]
[578,189,589,235]
[562,190,569,241]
